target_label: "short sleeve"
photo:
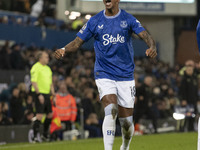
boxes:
[30,65,38,82]
[130,17,145,35]
[77,18,94,42]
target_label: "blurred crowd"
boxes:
[0,0,56,17]
[0,0,85,31]
[0,40,200,137]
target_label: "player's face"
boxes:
[103,0,119,10]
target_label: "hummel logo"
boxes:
[98,24,104,29]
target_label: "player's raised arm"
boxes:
[138,30,157,58]
[54,36,84,59]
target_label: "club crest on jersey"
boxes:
[120,21,127,28]
[98,24,104,29]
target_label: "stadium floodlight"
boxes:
[173,113,185,120]
[69,15,77,20]
[71,11,81,17]
[64,10,70,16]
[85,14,92,20]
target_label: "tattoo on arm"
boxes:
[65,37,84,52]
[138,31,156,50]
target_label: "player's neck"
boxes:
[105,7,119,16]
[39,61,46,66]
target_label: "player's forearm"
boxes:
[63,37,84,53]
[32,82,40,94]
[139,31,156,50]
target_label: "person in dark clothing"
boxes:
[81,88,102,137]
[10,44,24,69]
[179,64,198,131]
[179,64,198,107]
[0,102,12,125]
[0,41,12,69]
[10,87,24,124]
[84,113,102,137]
[134,76,158,133]
[20,110,34,125]
[81,88,95,120]
[26,94,34,113]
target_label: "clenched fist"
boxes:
[145,48,157,58]
[54,48,65,59]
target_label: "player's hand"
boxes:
[54,49,65,59]
[145,48,157,58]
[38,94,45,104]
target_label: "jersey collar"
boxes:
[103,8,121,19]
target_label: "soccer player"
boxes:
[30,51,55,142]
[54,0,157,149]
[196,19,200,150]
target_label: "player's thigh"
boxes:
[102,94,118,107]
[95,79,118,107]
[116,80,135,116]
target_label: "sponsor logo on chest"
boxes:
[102,34,125,46]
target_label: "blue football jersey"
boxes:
[197,20,200,53]
[77,9,145,81]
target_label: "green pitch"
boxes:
[0,132,197,150]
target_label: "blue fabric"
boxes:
[77,9,145,81]
[197,20,200,53]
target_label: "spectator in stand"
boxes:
[25,94,34,113]
[166,87,180,116]
[65,76,76,96]
[10,44,24,69]
[1,16,8,24]
[20,110,34,125]
[55,81,77,131]
[85,113,102,137]
[92,94,104,123]
[81,88,102,137]
[179,60,195,76]
[0,41,12,69]
[134,76,158,133]
[179,61,199,131]
[30,0,44,18]
[81,88,95,120]
[10,86,24,124]
[174,100,195,132]
[0,102,12,125]
[18,83,28,109]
